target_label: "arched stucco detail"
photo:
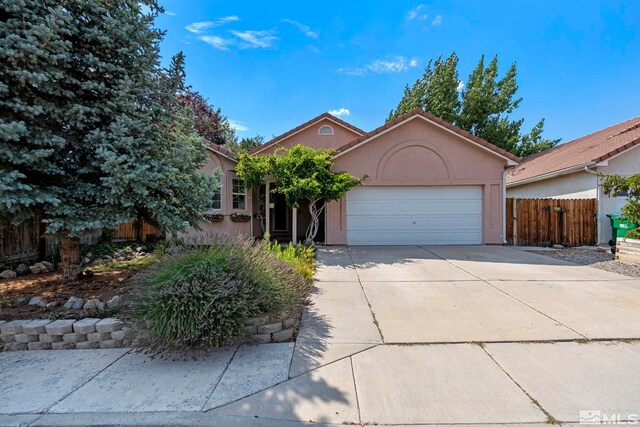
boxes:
[375,140,452,182]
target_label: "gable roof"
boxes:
[507,116,640,186]
[205,139,237,162]
[332,108,521,165]
[249,112,365,155]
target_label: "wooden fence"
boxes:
[1,217,162,264]
[507,198,597,247]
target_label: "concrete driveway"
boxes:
[2,245,639,426]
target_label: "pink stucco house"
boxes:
[192,108,520,245]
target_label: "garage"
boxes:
[346,186,483,245]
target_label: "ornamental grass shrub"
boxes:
[134,234,314,351]
[263,234,316,283]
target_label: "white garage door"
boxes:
[346,186,483,245]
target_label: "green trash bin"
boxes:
[607,214,638,246]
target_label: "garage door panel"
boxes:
[346,186,483,245]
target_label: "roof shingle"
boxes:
[507,116,640,185]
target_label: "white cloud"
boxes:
[281,19,318,39]
[185,16,240,34]
[229,120,248,132]
[431,15,443,26]
[231,30,278,48]
[199,35,233,51]
[339,56,419,76]
[457,80,465,91]
[407,4,428,21]
[328,108,351,117]
[164,11,177,16]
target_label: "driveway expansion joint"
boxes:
[347,248,385,343]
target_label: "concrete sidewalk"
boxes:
[2,246,640,426]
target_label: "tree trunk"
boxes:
[304,198,325,245]
[60,236,83,281]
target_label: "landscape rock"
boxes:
[107,295,122,310]
[82,257,91,265]
[0,270,17,279]
[28,265,42,274]
[35,262,49,272]
[46,301,59,309]
[40,261,54,271]
[103,255,114,262]
[86,252,93,259]
[64,296,85,310]
[14,264,29,275]
[83,298,106,312]
[553,244,564,249]
[15,297,29,306]
[28,296,45,306]
[167,246,184,255]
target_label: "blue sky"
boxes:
[155,1,639,143]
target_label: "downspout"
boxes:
[584,165,601,244]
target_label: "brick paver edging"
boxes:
[0,318,127,351]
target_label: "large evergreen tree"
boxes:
[388,53,559,157]
[0,0,218,280]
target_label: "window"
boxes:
[211,189,222,210]
[318,125,334,136]
[232,177,246,210]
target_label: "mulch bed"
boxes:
[0,267,140,321]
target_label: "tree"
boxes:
[601,174,640,226]
[387,53,560,156]
[0,0,218,280]
[228,135,265,154]
[236,145,362,244]
[177,90,236,146]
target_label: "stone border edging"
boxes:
[0,318,127,351]
[245,313,301,343]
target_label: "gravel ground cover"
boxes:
[528,247,640,278]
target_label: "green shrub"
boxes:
[626,228,640,240]
[134,234,312,351]
[263,234,316,282]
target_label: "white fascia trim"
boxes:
[332,114,518,165]
[251,117,364,156]
[206,146,237,163]
[506,162,595,188]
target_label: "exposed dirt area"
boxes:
[0,267,141,321]
[529,247,640,278]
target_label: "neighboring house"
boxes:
[190,108,520,245]
[506,116,640,245]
